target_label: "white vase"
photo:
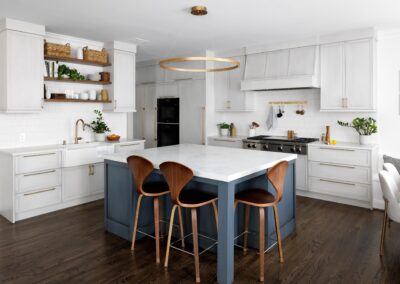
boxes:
[249,129,256,137]
[359,135,373,145]
[220,128,229,136]
[95,133,106,142]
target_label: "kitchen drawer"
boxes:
[114,142,144,153]
[15,151,61,174]
[308,177,369,202]
[308,161,370,184]
[16,169,61,193]
[208,138,242,148]
[16,186,61,213]
[308,146,370,166]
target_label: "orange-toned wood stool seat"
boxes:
[160,161,218,283]
[235,160,288,282]
[127,155,185,264]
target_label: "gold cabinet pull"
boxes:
[319,179,356,186]
[23,152,57,158]
[319,147,355,152]
[23,170,56,177]
[319,163,355,169]
[24,187,56,196]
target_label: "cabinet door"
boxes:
[62,165,91,201]
[296,155,308,190]
[244,53,267,79]
[179,79,205,144]
[214,70,229,110]
[265,49,289,78]
[112,50,136,112]
[228,56,247,111]
[345,39,374,110]
[320,43,345,110]
[134,85,145,139]
[156,81,178,98]
[90,163,104,195]
[288,46,317,76]
[6,31,43,112]
[143,84,157,148]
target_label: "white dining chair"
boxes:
[383,163,400,199]
[378,170,400,256]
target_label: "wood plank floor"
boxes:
[0,196,399,283]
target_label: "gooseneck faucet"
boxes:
[74,119,86,144]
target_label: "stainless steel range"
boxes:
[242,135,318,155]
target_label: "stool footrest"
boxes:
[170,233,218,256]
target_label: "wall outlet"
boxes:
[19,133,26,143]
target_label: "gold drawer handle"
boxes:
[23,170,56,177]
[214,139,236,142]
[23,153,57,158]
[23,187,56,196]
[319,179,356,186]
[119,143,141,147]
[319,163,356,169]
[319,147,355,152]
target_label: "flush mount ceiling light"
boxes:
[191,5,208,16]
[159,6,239,73]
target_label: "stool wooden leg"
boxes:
[154,197,160,263]
[178,207,185,248]
[273,205,283,263]
[191,208,201,283]
[273,204,284,263]
[380,201,388,256]
[164,205,178,268]
[159,197,164,237]
[212,201,218,228]
[259,207,265,282]
[243,204,250,252]
[131,194,144,251]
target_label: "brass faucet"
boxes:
[74,119,86,144]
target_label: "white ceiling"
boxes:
[1,0,400,61]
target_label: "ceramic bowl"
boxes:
[89,90,97,100]
[79,92,89,100]
[88,73,101,81]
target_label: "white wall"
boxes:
[0,104,127,148]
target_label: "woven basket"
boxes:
[83,47,108,64]
[44,40,71,57]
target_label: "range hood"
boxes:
[241,75,320,91]
[240,45,320,91]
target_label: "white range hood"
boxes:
[241,45,320,91]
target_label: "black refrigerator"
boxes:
[157,98,179,147]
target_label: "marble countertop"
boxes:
[104,144,297,182]
[309,141,379,150]
[0,139,145,156]
[208,135,247,141]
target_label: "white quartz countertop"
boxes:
[0,139,145,156]
[208,135,247,141]
[104,144,297,182]
[309,141,378,150]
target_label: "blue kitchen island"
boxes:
[103,144,297,284]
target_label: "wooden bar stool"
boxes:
[160,161,218,283]
[127,155,185,264]
[235,160,288,282]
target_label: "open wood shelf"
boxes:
[45,99,112,103]
[44,77,112,85]
[44,55,112,67]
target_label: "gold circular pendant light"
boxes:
[159,6,239,73]
[159,57,240,73]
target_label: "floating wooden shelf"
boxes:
[269,101,307,105]
[44,55,112,67]
[44,77,112,85]
[45,99,112,103]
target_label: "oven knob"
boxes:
[278,145,283,151]
[263,144,269,150]
[247,144,251,148]
[290,146,296,152]
[252,144,256,149]
[296,146,302,153]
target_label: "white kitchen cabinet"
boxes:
[134,85,146,140]
[265,49,289,78]
[320,38,375,111]
[104,41,136,112]
[288,46,318,76]
[244,53,267,79]
[179,79,205,144]
[0,20,45,112]
[215,56,255,111]
[156,81,178,98]
[296,155,308,191]
[89,163,104,195]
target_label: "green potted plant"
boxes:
[217,122,230,136]
[86,110,111,141]
[337,117,377,145]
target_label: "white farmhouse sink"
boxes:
[62,142,114,167]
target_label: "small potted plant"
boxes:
[217,122,230,136]
[86,110,111,142]
[337,117,377,145]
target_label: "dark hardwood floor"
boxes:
[0,196,399,283]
